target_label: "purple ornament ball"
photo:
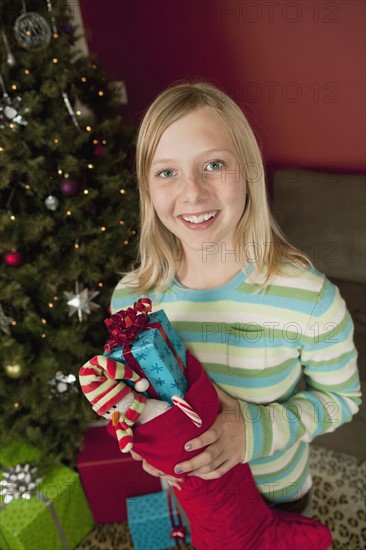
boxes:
[60,178,80,197]
[59,23,76,45]
[61,23,74,34]
[93,144,106,157]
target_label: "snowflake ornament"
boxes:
[49,371,78,399]
[0,93,29,129]
[64,281,100,322]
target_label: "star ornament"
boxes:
[63,281,100,322]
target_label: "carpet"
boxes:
[76,445,366,550]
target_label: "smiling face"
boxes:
[148,107,247,260]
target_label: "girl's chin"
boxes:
[180,237,220,255]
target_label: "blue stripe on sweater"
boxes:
[209,362,298,389]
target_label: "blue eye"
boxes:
[157,169,175,178]
[206,160,225,171]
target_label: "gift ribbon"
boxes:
[0,530,12,550]
[0,491,70,549]
[37,491,70,549]
[121,346,161,400]
[146,321,186,375]
[167,490,187,546]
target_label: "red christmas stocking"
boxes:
[131,351,332,550]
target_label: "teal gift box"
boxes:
[105,305,187,404]
[0,442,94,550]
[127,491,191,550]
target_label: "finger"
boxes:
[142,460,185,483]
[130,450,143,461]
[163,475,185,486]
[141,459,166,478]
[192,458,233,481]
[183,425,221,454]
[170,483,182,491]
[164,478,183,491]
[187,449,226,477]
[174,447,219,476]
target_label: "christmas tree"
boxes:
[0,0,139,465]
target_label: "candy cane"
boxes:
[171,395,202,427]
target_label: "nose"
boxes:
[180,173,208,204]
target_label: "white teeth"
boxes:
[182,211,217,224]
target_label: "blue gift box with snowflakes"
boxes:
[105,307,187,404]
[127,491,191,550]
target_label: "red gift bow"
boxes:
[104,298,152,353]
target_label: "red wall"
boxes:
[79,0,365,173]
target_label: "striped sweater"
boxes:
[111,262,361,504]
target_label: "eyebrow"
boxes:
[151,148,235,167]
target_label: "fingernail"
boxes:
[174,466,183,474]
[185,443,192,451]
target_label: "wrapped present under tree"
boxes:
[127,490,191,550]
[0,442,94,550]
[77,426,161,524]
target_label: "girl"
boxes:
[111,81,361,517]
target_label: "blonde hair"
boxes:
[127,80,312,293]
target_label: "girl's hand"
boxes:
[130,450,185,490]
[173,386,246,480]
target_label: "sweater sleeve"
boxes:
[241,277,362,463]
